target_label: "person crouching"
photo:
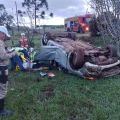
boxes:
[19,33,29,49]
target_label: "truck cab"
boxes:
[65,14,93,33]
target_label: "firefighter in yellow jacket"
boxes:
[0,26,17,116]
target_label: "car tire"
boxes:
[78,25,84,33]
[68,48,85,70]
[42,32,50,45]
[67,28,70,32]
[106,45,118,57]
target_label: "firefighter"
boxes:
[0,26,17,116]
[19,33,29,49]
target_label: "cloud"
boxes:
[40,17,64,25]
[48,0,90,18]
[0,0,91,25]
[0,0,23,15]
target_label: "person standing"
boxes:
[0,26,17,116]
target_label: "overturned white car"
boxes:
[35,32,120,79]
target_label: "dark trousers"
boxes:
[11,55,25,71]
[0,66,8,111]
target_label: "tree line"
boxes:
[0,0,53,30]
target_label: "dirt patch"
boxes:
[39,85,55,101]
[68,112,89,120]
[68,112,78,120]
[80,100,95,108]
[35,77,43,82]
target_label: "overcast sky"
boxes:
[0,0,92,25]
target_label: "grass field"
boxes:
[2,33,120,120]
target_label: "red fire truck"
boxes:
[64,14,94,33]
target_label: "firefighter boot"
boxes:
[0,99,13,116]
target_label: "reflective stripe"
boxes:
[0,82,8,99]
[5,69,8,75]
[0,66,8,71]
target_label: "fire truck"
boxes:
[64,14,94,33]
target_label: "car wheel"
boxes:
[42,33,50,45]
[78,25,84,33]
[106,45,118,57]
[68,48,85,70]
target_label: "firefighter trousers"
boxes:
[0,66,8,100]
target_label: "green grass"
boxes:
[4,72,120,120]
[2,34,120,120]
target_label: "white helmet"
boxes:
[21,33,25,36]
[0,26,10,37]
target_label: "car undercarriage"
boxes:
[35,32,120,79]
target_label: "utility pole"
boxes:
[15,1,19,32]
[34,0,37,29]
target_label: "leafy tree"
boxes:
[17,0,53,47]
[91,0,120,57]
[21,0,49,28]
[0,4,14,28]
